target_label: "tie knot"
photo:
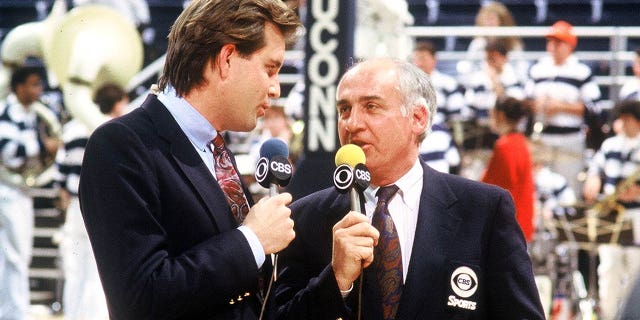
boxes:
[211,133,225,152]
[376,185,399,204]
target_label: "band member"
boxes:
[0,65,59,318]
[583,100,640,320]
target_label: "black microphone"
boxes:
[254,138,292,295]
[255,138,292,196]
[333,144,371,212]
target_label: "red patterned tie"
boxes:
[210,133,249,224]
[372,184,402,320]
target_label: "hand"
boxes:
[42,135,61,155]
[583,176,601,204]
[56,189,71,214]
[332,211,379,291]
[534,97,549,115]
[39,121,61,155]
[243,192,294,254]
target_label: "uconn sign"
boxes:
[289,0,354,199]
[305,0,353,153]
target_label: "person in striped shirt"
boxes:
[0,65,59,319]
[619,48,640,102]
[412,40,463,174]
[56,83,128,320]
[464,38,526,150]
[525,20,603,194]
[582,100,640,320]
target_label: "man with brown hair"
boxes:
[78,0,301,318]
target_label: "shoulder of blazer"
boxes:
[137,94,185,143]
[421,161,508,206]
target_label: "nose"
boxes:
[268,79,281,99]
[343,106,364,133]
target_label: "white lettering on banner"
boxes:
[307,0,340,152]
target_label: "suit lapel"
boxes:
[396,163,462,319]
[142,95,235,232]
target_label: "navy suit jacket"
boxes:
[79,94,270,319]
[275,162,544,319]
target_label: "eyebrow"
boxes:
[336,95,384,106]
[269,57,283,69]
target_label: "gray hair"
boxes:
[340,58,437,143]
[396,59,437,142]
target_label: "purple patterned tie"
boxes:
[210,133,249,224]
[372,184,402,320]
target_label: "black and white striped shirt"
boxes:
[430,70,467,126]
[56,119,89,196]
[587,134,640,208]
[0,93,44,171]
[526,55,602,130]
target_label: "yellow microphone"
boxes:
[335,144,366,168]
[333,144,370,212]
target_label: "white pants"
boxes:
[60,197,108,320]
[539,131,585,195]
[0,184,33,320]
[598,244,640,320]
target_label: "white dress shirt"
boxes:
[363,159,423,282]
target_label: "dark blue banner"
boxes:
[288,0,354,200]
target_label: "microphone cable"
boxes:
[259,260,277,320]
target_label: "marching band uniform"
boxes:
[585,131,640,320]
[0,93,44,319]
[56,119,109,319]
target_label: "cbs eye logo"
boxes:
[450,266,478,298]
[333,164,353,192]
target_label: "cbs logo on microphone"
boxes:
[333,163,370,193]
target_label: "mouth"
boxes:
[257,104,269,117]
[348,138,368,151]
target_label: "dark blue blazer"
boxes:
[275,162,545,319]
[79,94,270,319]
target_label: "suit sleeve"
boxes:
[274,197,353,320]
[485,189,545,319]
[79,122,259,318]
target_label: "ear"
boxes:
[216,44,236,79]
[412,104,429,135]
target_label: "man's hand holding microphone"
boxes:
[331,144,380,292]
[245,138,295,255]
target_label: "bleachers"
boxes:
[407,0,639,28]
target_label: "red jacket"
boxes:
[482,133,535,242]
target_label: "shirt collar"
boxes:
[157,85,217,151]
[365,159,423,210]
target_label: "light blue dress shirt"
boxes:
[157,86,265,268]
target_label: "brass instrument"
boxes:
[0,101,61,189]
[0,1,142,187]
[586,165,640,243]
